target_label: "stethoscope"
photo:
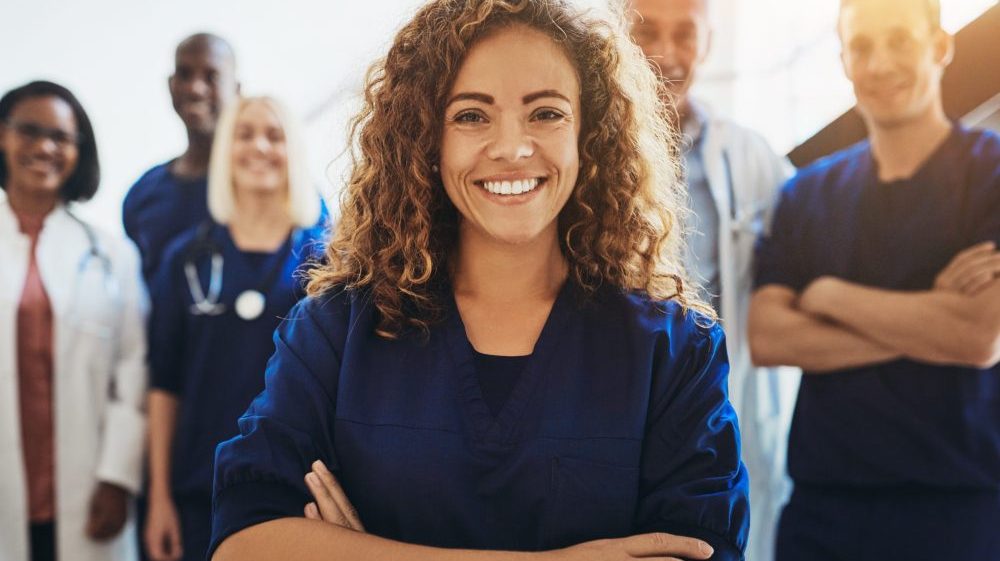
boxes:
[66,209,120,302]
[183,221,296,321]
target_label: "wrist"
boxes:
[149,480,173,501]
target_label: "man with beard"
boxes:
[629,2,799,559]
[750,0,1000,558]
[122,33,240,282]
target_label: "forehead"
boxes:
[175,42,233,72]
[9,96,77,129]
[840,0,932,39]
[450,26,579,102]
[630,0,707,26]
[235,101,281,126]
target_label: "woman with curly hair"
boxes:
[210,1,749,559]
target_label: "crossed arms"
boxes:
[749,242,1000,372]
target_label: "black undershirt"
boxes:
[472,350,530,417]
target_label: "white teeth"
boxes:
[481,178,541,196]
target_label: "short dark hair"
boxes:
[0,80,100,202]
[840,0,941,31]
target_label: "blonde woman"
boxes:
[143,96,325,561]
[212,1,749,560]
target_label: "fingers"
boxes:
[144,505,183,561]
[304,502,321,520]
[623,532,714,560]
[305,471,348,526]
[937,243,999,293]
[955,254,1000,295]
[312,460,365,531]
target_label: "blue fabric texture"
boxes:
[147,222,327,499]
[753,125,1000,489]
[209,284,750,558]
[122,161,210,283]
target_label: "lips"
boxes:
[20,157,60,176]
[472,176,548,197]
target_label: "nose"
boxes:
[251,134,271,154]
[865,43,895,76]
[182,77,211,99]
[34,136,59,155]
[486,116,534,162]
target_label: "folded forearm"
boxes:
[803,279,999,367]
[749,288,899,372]
[214,519,538,561]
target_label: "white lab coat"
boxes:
[694,105,801,561]
[0,195,147,561]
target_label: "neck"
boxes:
[666,95,692,132]
[5,185,58,217]
[228,190,293,252]
[172,131,214,179]
[868,105,952,182]
[452,223,568,304]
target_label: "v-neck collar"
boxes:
[443,281,574,446]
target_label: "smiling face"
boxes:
[229,100,289,200]
[0,95,79,202]
[439,25,581,247]
[169,38,238,136]
[839,0,951,129]
[629,0,710,113]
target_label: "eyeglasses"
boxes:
[3,120,80,149]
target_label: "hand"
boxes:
[798,276,841,316]
[934,241,1000,296]
[303,460,365,532]
[549,532,714,561]
[144,491,183,561]
[85,482,130,542]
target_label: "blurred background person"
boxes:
[142,96,324,561]
[0,81,147,561]
[628,1,799,558]
[122,33,240,283]
[751,0,1000,559]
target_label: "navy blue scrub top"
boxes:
[210,284,750,558]
[755,125,1000,490]
[123,161,210,283]
[148,222,327,499]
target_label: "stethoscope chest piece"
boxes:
[234,290,266,321]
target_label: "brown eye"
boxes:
[453,110,487,124]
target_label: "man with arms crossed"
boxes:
[629,2,799,559]
[750,0,1000,558]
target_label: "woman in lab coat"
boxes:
[0,81,147,561]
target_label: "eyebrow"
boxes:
[445,89,572,107]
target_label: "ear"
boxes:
[699,27,714,64]
[934,28,955,67]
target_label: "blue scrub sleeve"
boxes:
[634,319,750,561]
[209,298,342,557]
[754,181,807,291]
[147,251,187,394]
[969,163,1000,246]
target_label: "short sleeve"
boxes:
[634,316,750,561]
[967,147,1000,246]
[147,245,187,394]
[754,180,807,291]
[208,298,343,557]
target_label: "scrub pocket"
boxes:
[544,455,639,548]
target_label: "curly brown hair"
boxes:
[308,0,710,338]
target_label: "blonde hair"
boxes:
[308,0,708,338]
[207,96,320,227]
